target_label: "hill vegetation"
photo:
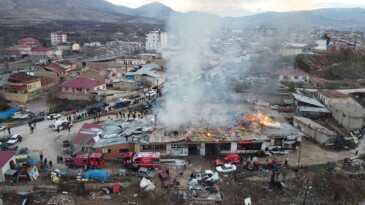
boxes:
[295,48,365,80]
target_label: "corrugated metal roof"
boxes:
[292,93,326,108]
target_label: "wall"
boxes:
[5,92,29,104]
[34,70,59,83]
[0,157,15,182]
[95,143,136,160]
[112,81,139,91]
[279,48,303,56]
[293,119,335,144]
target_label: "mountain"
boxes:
[225,8,365,30]
[1,0,365,31]
[0,0,161,24]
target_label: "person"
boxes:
[33,123,36,129]
[188,159,191,166]
[355,150,359,156]
[30,126,34,134]
[49,160,53,167]
[40,153,43,161]
[166,168,169,175]
[60,156,63,164]
[44,158,48,166]
[57,126,60,133]
[190,173,194,178]
[57,155,60,163]
[285,158,288,167]
[68,125,71,132]
[7,127,10,135]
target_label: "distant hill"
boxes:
[1,0,365,30]
[225,8,365,30]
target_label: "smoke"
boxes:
[155,13,248,130]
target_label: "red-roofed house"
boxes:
[70,123,101,155]
[59,78,106,100]
[0,150,16,182]
[18,37,41,48]
[271,69,309,83]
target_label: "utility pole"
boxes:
[297,146,302,168]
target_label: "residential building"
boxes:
[80,69,106,83]
[318,90,348,106]
[31,47,55,63]
[271,69,309,83]
[13,44,32,55]
[0,150,16,182]
[58,78,106,100]
[146,30,167,52]
[56,42,71,51]
[0,72,42,103]
[41,63,70,82]
[328,102,365,130]
[279,42,312,56]
[293,116,337,145]
[125,63,164,88]
[72,43,80,51]
[50,31,67,46]
[314,39,328,51]
[18,37,41,48]
[292,93,330,118]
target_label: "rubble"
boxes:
[47,195,75,205]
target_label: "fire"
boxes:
[243,113,281,128]
[207,132,212,137]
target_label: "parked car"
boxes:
[97,102,109,108]
[215,154,241,166]
[63,109,76,116]
[196,170,220,183]
[133,167,155,179]
[278,107,293,113]
[0,125,7,131]
[47,113,62,120]
[11,113,29,119]
[29,116,45,123]
[7,134,22,145]
[271,105,279,110]
[158,171,173,187]
[216,164,236,173]
[145,90,157,97]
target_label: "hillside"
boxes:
[295,48,365,80]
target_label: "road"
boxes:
[4,114,113,167]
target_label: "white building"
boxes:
[146,30,167,52]
[271,69,309,83]
[0,150,16,182]
[50,31,67,46]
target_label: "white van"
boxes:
[51,119,73,131]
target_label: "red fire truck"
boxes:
[124,152,160,170]
[65,153,105,169]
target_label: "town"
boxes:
[0,1,365,205]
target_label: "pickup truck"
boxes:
[11,112,29,119]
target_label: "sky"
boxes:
[106,0,365,17]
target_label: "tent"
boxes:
[83,170,109,182]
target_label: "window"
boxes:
[119,148,129,153]
[294,76,298,80]
[171,144,183,148]
[142,144,166,151]
[76,88,82,92]
[102,148,111,154]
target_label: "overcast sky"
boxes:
[106,0,365,16]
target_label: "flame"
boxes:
[207,132,212,137]
[243,113,281,128]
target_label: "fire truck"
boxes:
[124,152,160,170]
[65,153,105,169]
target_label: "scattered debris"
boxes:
[47,195,75,205]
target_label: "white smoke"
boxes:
[155,13,248,130]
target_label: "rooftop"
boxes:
[293,116,336,136]
[0,150,16,167]
[32,47,53,52]
[319,90,348,98]
[282,42,310,48]
[8,72,41,84]
[292,93,326,108]
[72,123,102,145]
[59,78,105,89]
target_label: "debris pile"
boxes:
[47,195,75,205]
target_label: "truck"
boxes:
[65,153,105,169]
[62,140,71,154]
[124,152,160,170]
[254,99,270,107]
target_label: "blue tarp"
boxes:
[83,170,109,182]
[0,107,19,120]
[28,158,41,165]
